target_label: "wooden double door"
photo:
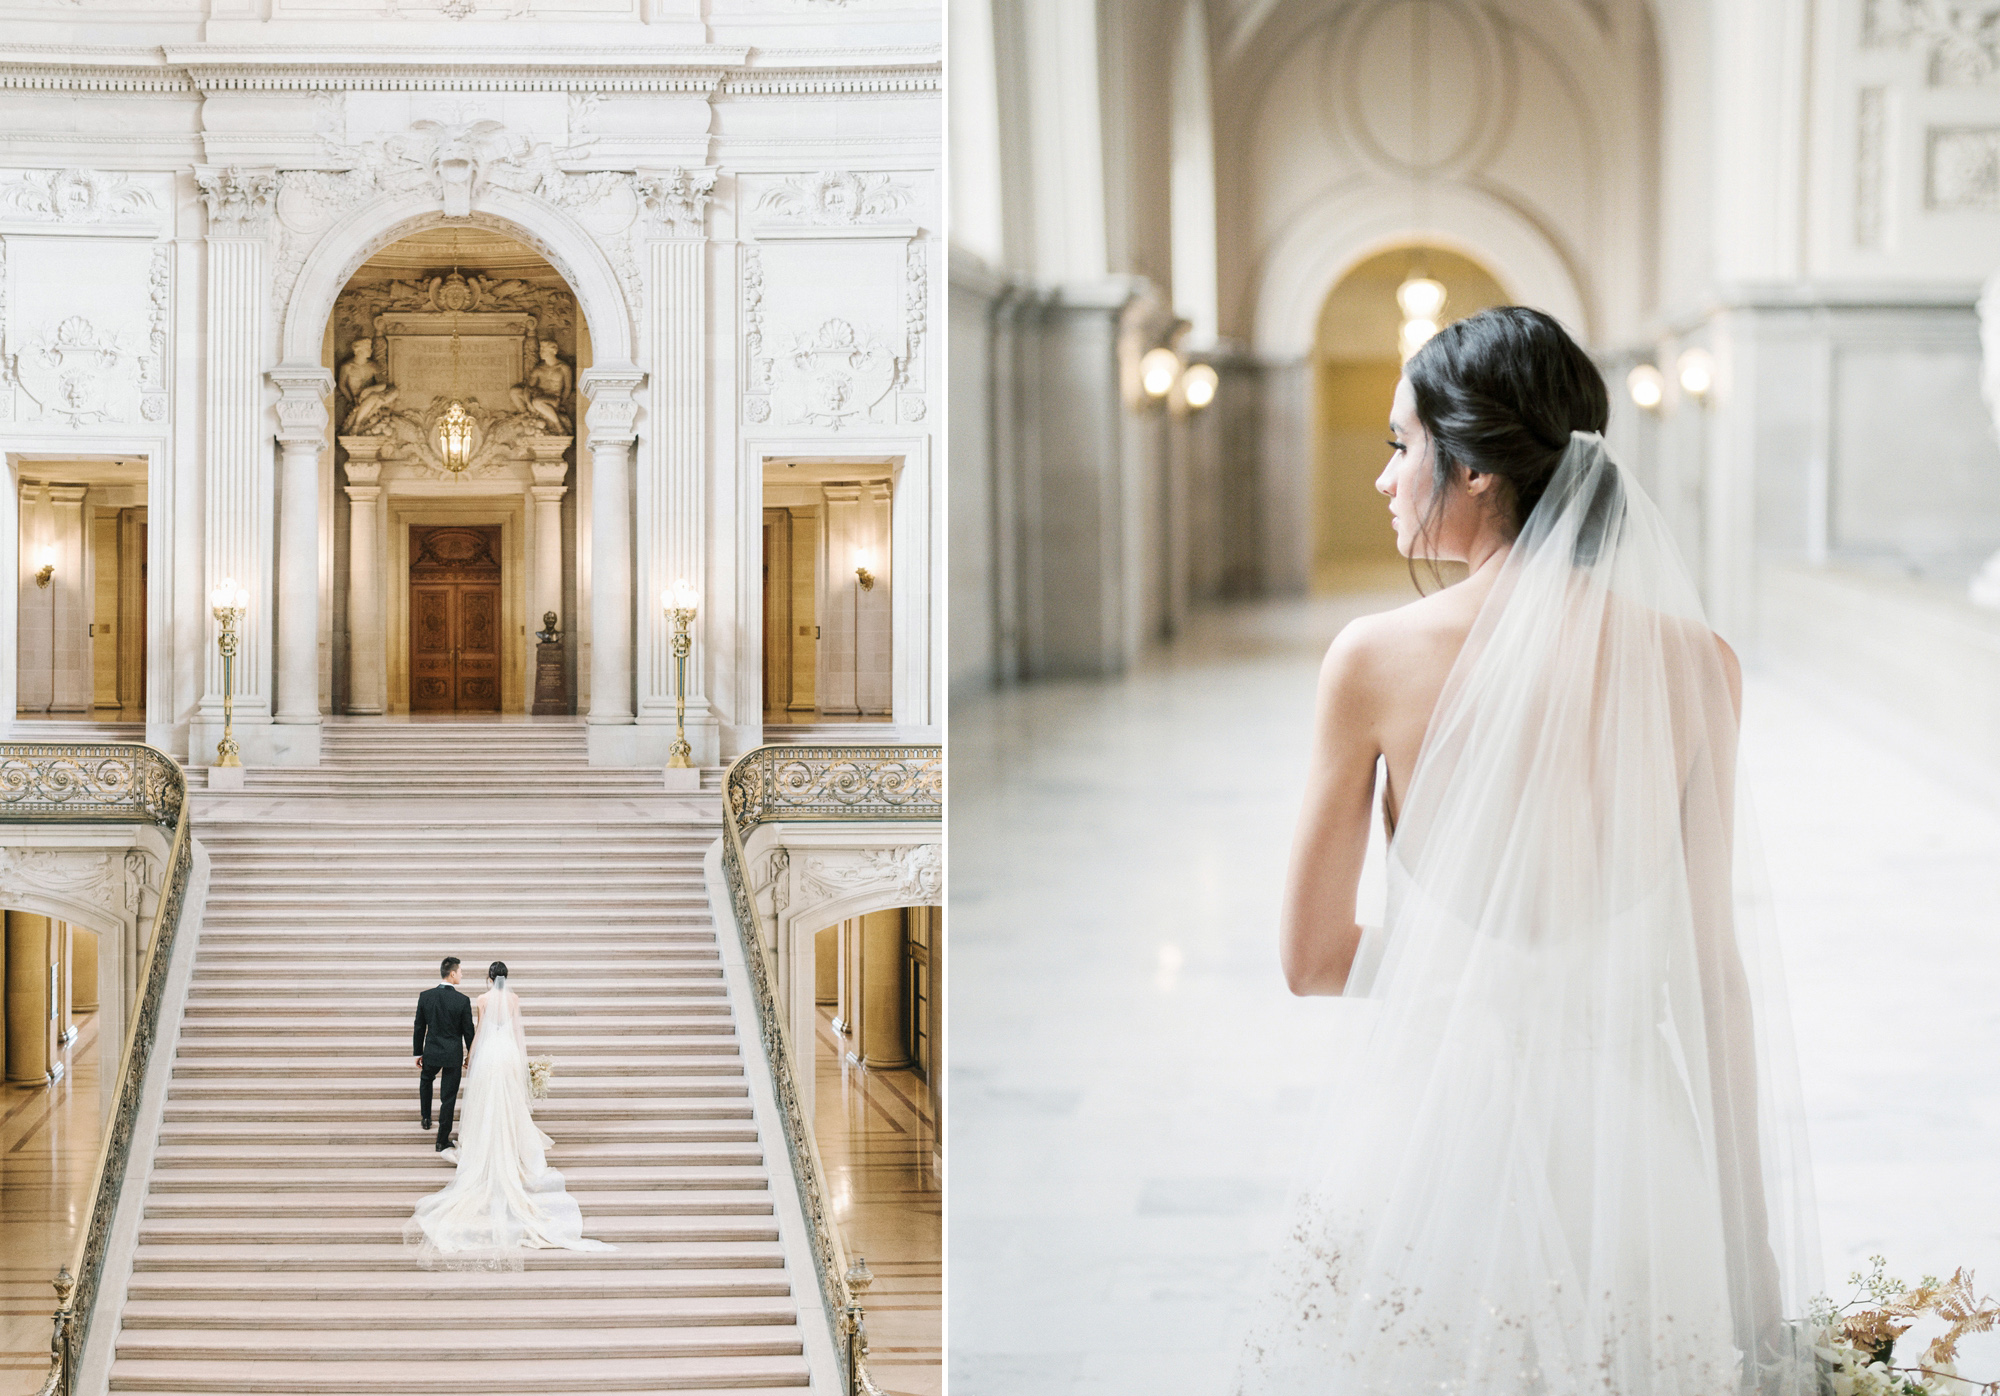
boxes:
[409,525,502,713]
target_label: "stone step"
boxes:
[108,1356,805,1394]
[149,1144,764,1169]
[165,1077,746,1099]
[186,981,726,999]
[155,1122,759,1147]
[129,1240,784,1272]
[118,1296,796,1329]
[143,1191,771,1220]
[162,1099,749,1122]
[137,1215,780,1245]
[170,1059,744,1078]
[121,1271,791,1302]
[114,1326,803,1362]
[145,1167,769,1194]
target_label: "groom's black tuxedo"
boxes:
[414,983,475,1152]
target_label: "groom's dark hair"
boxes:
[440,956,460,978]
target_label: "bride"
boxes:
[404,960,613,1270]
[1237,308,1818,1393]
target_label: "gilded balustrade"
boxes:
[0,742,194,1396]
[717,743,941,1396]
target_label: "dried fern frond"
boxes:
[1921,1267,2000,1367]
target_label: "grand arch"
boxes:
[1249,177,1592,360]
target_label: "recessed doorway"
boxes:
[761,457,895,731]
[408,525,503,714]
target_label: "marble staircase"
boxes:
[106,724,810,1395]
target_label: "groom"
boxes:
[413,956,476,1161]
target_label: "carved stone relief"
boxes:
[0,168,163,226]
[0,847,126,924]
[1857,87,1888,247]
[1865,1,2000,84]
[754,169,915,226]
[793,843,941,911]
[1928,126,2000,208]
[271,121,687,334]
[332,270,579,479]
[747,233,919,433]
[195,166,279,236]
[7,315,142,427]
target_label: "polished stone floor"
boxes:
[814,1008,941,1396]
[949,592,2000,1395]
[0,1012,102,1396]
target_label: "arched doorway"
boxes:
[1312,245,1509,590]
[320,226,590,715]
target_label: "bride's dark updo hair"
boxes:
[488,960,508,982]
[1404,305,1608,539]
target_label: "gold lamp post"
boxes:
[210,578,249,767]
[663,579,699,770]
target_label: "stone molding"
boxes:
[0,48,939,98]
[579,365,647,444]
[195,165,279,237]
[0,834,161,938]
[268,364,334,445]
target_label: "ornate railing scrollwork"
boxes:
[2,742,194,1396]
[0,743,185,827]
[719,743,938,1396]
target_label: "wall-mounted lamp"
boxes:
[1180,363,1219,411]
[1140,347,1182,400]
[1626,364,1665,412]
[1677,348,1715,402]
[34,545,55,588]
[854,548,876,591]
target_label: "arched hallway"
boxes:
[948,593,2000,1393]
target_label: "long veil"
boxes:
[404,977,613,1271]
[1236,434,1819,1393]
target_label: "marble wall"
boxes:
[1,12,942,763]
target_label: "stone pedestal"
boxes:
[532,629,568,716]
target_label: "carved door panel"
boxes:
[410,585,456,712]
[409,525,504,713]
[456,585,501,711]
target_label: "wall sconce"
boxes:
[1180,363,1219,411]
[1677,348,1715,403]
[1626,364,1665,412]
[854,548,876,591]
[1140,347,1181,400]
[1396,274,1447,360]
[34,545,55,588]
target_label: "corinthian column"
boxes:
[580,367,647,727]
[341,442,386,715]
[634,168,718,744]
[195,166,278,745]
[270,364,332,731]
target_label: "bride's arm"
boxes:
[1279,622,1384,996]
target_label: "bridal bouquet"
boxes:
[1808,1257,2000,1394]
[527,1057,554,1100]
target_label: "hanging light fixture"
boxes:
[436,230,474,473]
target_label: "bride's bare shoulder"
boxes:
[1317,590,1471,710]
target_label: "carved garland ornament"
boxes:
[0,167,162,225]
[754,169,915,225]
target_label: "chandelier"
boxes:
[436,230,473,473]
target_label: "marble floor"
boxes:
[949,592,2000,1395]
[0,1011,102,1396]
[814,1008,941,1396]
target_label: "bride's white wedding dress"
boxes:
[404,979,613,1271]
[1236,435,1820,1394]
